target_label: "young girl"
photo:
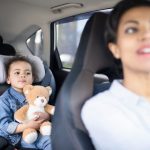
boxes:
[0,56,51,149]
[82,0,150,150]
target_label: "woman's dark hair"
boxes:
[6,56,36,81]
[105,0,150,45]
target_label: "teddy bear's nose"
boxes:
[41,99,44,103]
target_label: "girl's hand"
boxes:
[15,119,43,133]
[25,119,43,130]
[34,112,50,121]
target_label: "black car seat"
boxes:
[0,36,56,149]
[51,12,121,150]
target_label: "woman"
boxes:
[81,0,150,150]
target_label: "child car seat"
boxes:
[0,36,56,149]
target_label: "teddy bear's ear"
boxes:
[23,85,33,95]
[46,86,52,96]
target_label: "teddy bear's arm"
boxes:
[45,104,55,115]
[14,105,29,123]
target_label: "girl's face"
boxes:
[109,7,150,75]
[7,61,34,93]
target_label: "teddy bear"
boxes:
[14,84,55,144]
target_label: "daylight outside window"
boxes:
[55,16,89,68]
[55,9,111,69]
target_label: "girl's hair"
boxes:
[105,0,150,45]
[6,56,36,80]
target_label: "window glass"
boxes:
[26,29,43,56]
[55,13,92,69]
[54,9,111,69]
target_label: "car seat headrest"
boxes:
[0,44,16,56]
[0,35,16,56]
[0,55,45,84]
[0,36,3,44]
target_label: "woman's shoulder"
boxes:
[83,90,112,111]
[81,80,124,117]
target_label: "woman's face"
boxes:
[109,6,150,75]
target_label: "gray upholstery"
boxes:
[52,12,117,150]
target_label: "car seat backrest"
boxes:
[52,12,118,150]
[38,61,56,104]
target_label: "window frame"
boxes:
[51,9,111,70]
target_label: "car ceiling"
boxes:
[0,0,120,43]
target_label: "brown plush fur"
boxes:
[14,84,55,144]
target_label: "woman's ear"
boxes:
[108,42,121,59]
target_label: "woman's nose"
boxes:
[141,27,150,41]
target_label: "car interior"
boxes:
[0,0,122,149]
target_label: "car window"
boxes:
[55,19,88,68]
[54,12,94,69]
[54,9,111,69]
[26,29,43,56]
